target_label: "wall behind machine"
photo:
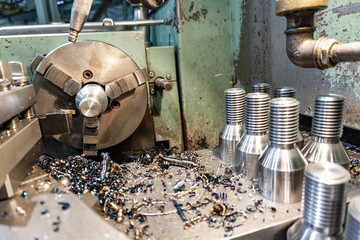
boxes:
[233,0,360,130]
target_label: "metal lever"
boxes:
[68,0,93,42]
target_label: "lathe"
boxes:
[0,0,360,239]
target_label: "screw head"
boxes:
[166,74,172,80]
[150,88,155,95]
[149,71,155,78]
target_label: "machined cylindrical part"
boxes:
[273,86,296,98]
[269,97,299,145]
[345,195,360,240]
[287,163,350,240]
[273,87,303,149]
[219,88,246,164]
[246,92,270,134]
[252,83,271,96]
[258,97,306,203]
[312,94,345,139]
[235,92,270,178]
[302,94,349,168]
[225,88,246,124]
[303,163,349,235]
[75,84,108,118]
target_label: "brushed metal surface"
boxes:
[302,137,350,168]
[0,118,42,187]
[235,133,269,178]
[287,163,349,240]
[0,85,36,125]
[259,144,308,203]
[345,195,360,240]
[219,124,245,164]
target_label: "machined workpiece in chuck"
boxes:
[219,88,246,164]
[252,83,271,96]
[287,163,350,240]
[273,86,304,149]
[345,195,360,240]
[258,97,307,203]
[235,92,270,178]
[302,94,350,169]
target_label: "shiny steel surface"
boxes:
[273,87,304,149]
[259,97,307,203]
[225,88,246,124]
[344,195,360,240]
[0,85,36,125]
[312,95,345,139]
[252,83,271,96]
[273,86,296,98]
[287,163,349,240]
[235,92,270,178]
[219,88,246,163]
[302,95,350,169]
[9,62,30,86]
[75,84,108,117]
[269,98,299,145]
[0,61,12,90]
[33,41,147,149]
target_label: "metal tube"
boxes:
[331,42,360,63]
[0,20,164,36]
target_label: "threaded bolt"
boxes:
[345,195,360,240]
[274,86,296,98]
[311,94,345,139]
[269,98,299,145]
[68,29,79,42]
[246,92,270,134]
[225,88,246,124]
[303,163,349,236]
[253,83,271,96]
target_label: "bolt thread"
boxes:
[246,92,270,134]
[225,88,246,124]
[312,94,345,139]
[274,86,296,98]
[269,98,299,145]
[252,83,271,96]
[68,30,78,42]
[345,196,360,240]
[303,163,349,236]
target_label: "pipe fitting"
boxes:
[278,5,360,69]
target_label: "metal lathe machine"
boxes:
[0,0,360,239]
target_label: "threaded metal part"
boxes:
[344,195,360,240]
[303,163,349,236]
[311,94,345,139]
[274,86,296,98]
[269,97,299,145]
[246,92,270,134]
[252,83,271,96]
[225,88,246,124]
[68,30,78,42]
